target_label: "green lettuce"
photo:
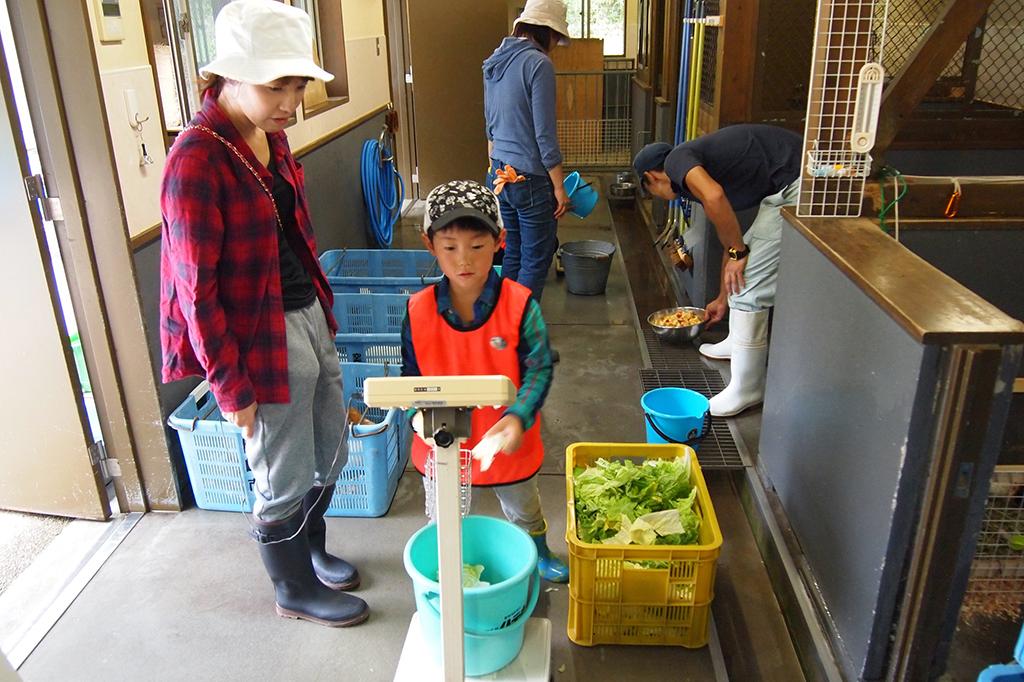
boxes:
[573,456,700,547]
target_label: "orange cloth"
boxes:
[407,279,544,486]
[491,164,526,195]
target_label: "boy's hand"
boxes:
[482,414,525,454]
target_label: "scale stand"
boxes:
[364,376,552,682]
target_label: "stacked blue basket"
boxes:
[332,292,405,365]
[320,248,440,294]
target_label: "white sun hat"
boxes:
[513,0,572,47]
[199,0,334,84]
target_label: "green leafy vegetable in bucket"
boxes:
[432,563,490,587]
[573,455,700,546]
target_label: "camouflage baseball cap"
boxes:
[422,180,502,236]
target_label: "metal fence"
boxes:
[874,0,1023,110]
[963,467,1024,619]
[555,67,636,168]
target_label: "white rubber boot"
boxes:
[709,309,769,417]
[699,314,733,360]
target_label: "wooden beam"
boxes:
[874,0,995,156]
[863,177,1024,219]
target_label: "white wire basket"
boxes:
[805,148,871,179]
[423,446,473,522]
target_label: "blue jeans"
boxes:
[489,161,557,301]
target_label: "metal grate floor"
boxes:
[640,368,746,469]
[642,327,714,371]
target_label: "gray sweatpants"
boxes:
[245,301,348,523]
[423,474,547,535]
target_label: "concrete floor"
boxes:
[16,181,804,681]
[0,513,68,596]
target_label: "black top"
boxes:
[271,161,317,311]
[665,124,803,211]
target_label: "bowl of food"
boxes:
[647,306,706,344]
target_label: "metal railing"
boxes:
[555,68,637,168]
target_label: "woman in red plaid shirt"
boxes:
[159,0,367,627]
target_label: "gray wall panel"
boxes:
[299,111,388,251]
[900,229,1024,323]
[760,224,932,679]
[134,239,197,505]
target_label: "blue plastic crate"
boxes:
[168,364,409,517]
[332,293,408,335]
[320,249,441,294]
[335,332,403,365]
[167,383,250,512]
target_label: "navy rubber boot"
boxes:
[302,485,360,590]
[253,510,369,627]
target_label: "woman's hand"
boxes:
[553,184,571,219]
[224,401,258,439]
[705,296,729,329]
[482,414,525,454]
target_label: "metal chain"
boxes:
[182,124,283,231]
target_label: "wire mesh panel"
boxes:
[556,70,636,168]
[699,0,720,107]
[798,0,879,218]
[976,0,1024,110]
[964,466,1024,619]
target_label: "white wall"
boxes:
[84,0,391,239]
[85,0,166,239]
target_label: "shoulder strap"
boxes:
[182,124,283,231]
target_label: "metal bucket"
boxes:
[560,240,616,296]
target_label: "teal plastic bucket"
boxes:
[641,387,710,447]
[404,515,540,676]
[563,171,599,219]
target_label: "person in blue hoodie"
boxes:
[483,0,571,302]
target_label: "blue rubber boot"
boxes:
[530,527,569,583]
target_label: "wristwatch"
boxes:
[727,245,750,261]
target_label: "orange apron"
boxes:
[407,278,543,486]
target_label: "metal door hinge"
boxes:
[411,166,419,184]
[405,70,413,85]
[24,174,64,222]
[89,441,122,479]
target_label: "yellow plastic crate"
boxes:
[565,442,723,648]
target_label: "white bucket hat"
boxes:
[513,0,571,47]
[199,0,333,84]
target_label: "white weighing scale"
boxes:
[363,376,552,682]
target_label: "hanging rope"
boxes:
[877,166,907,235]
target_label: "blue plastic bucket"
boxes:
[404,515,540,676]
[640,387,710,446]
[564,171,599,219]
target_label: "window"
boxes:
[142,0,349,136]
[290,0,350,116]
[563,0,627,56]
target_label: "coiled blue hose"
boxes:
[360,136,404,247]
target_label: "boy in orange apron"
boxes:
[399,180,568,582]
